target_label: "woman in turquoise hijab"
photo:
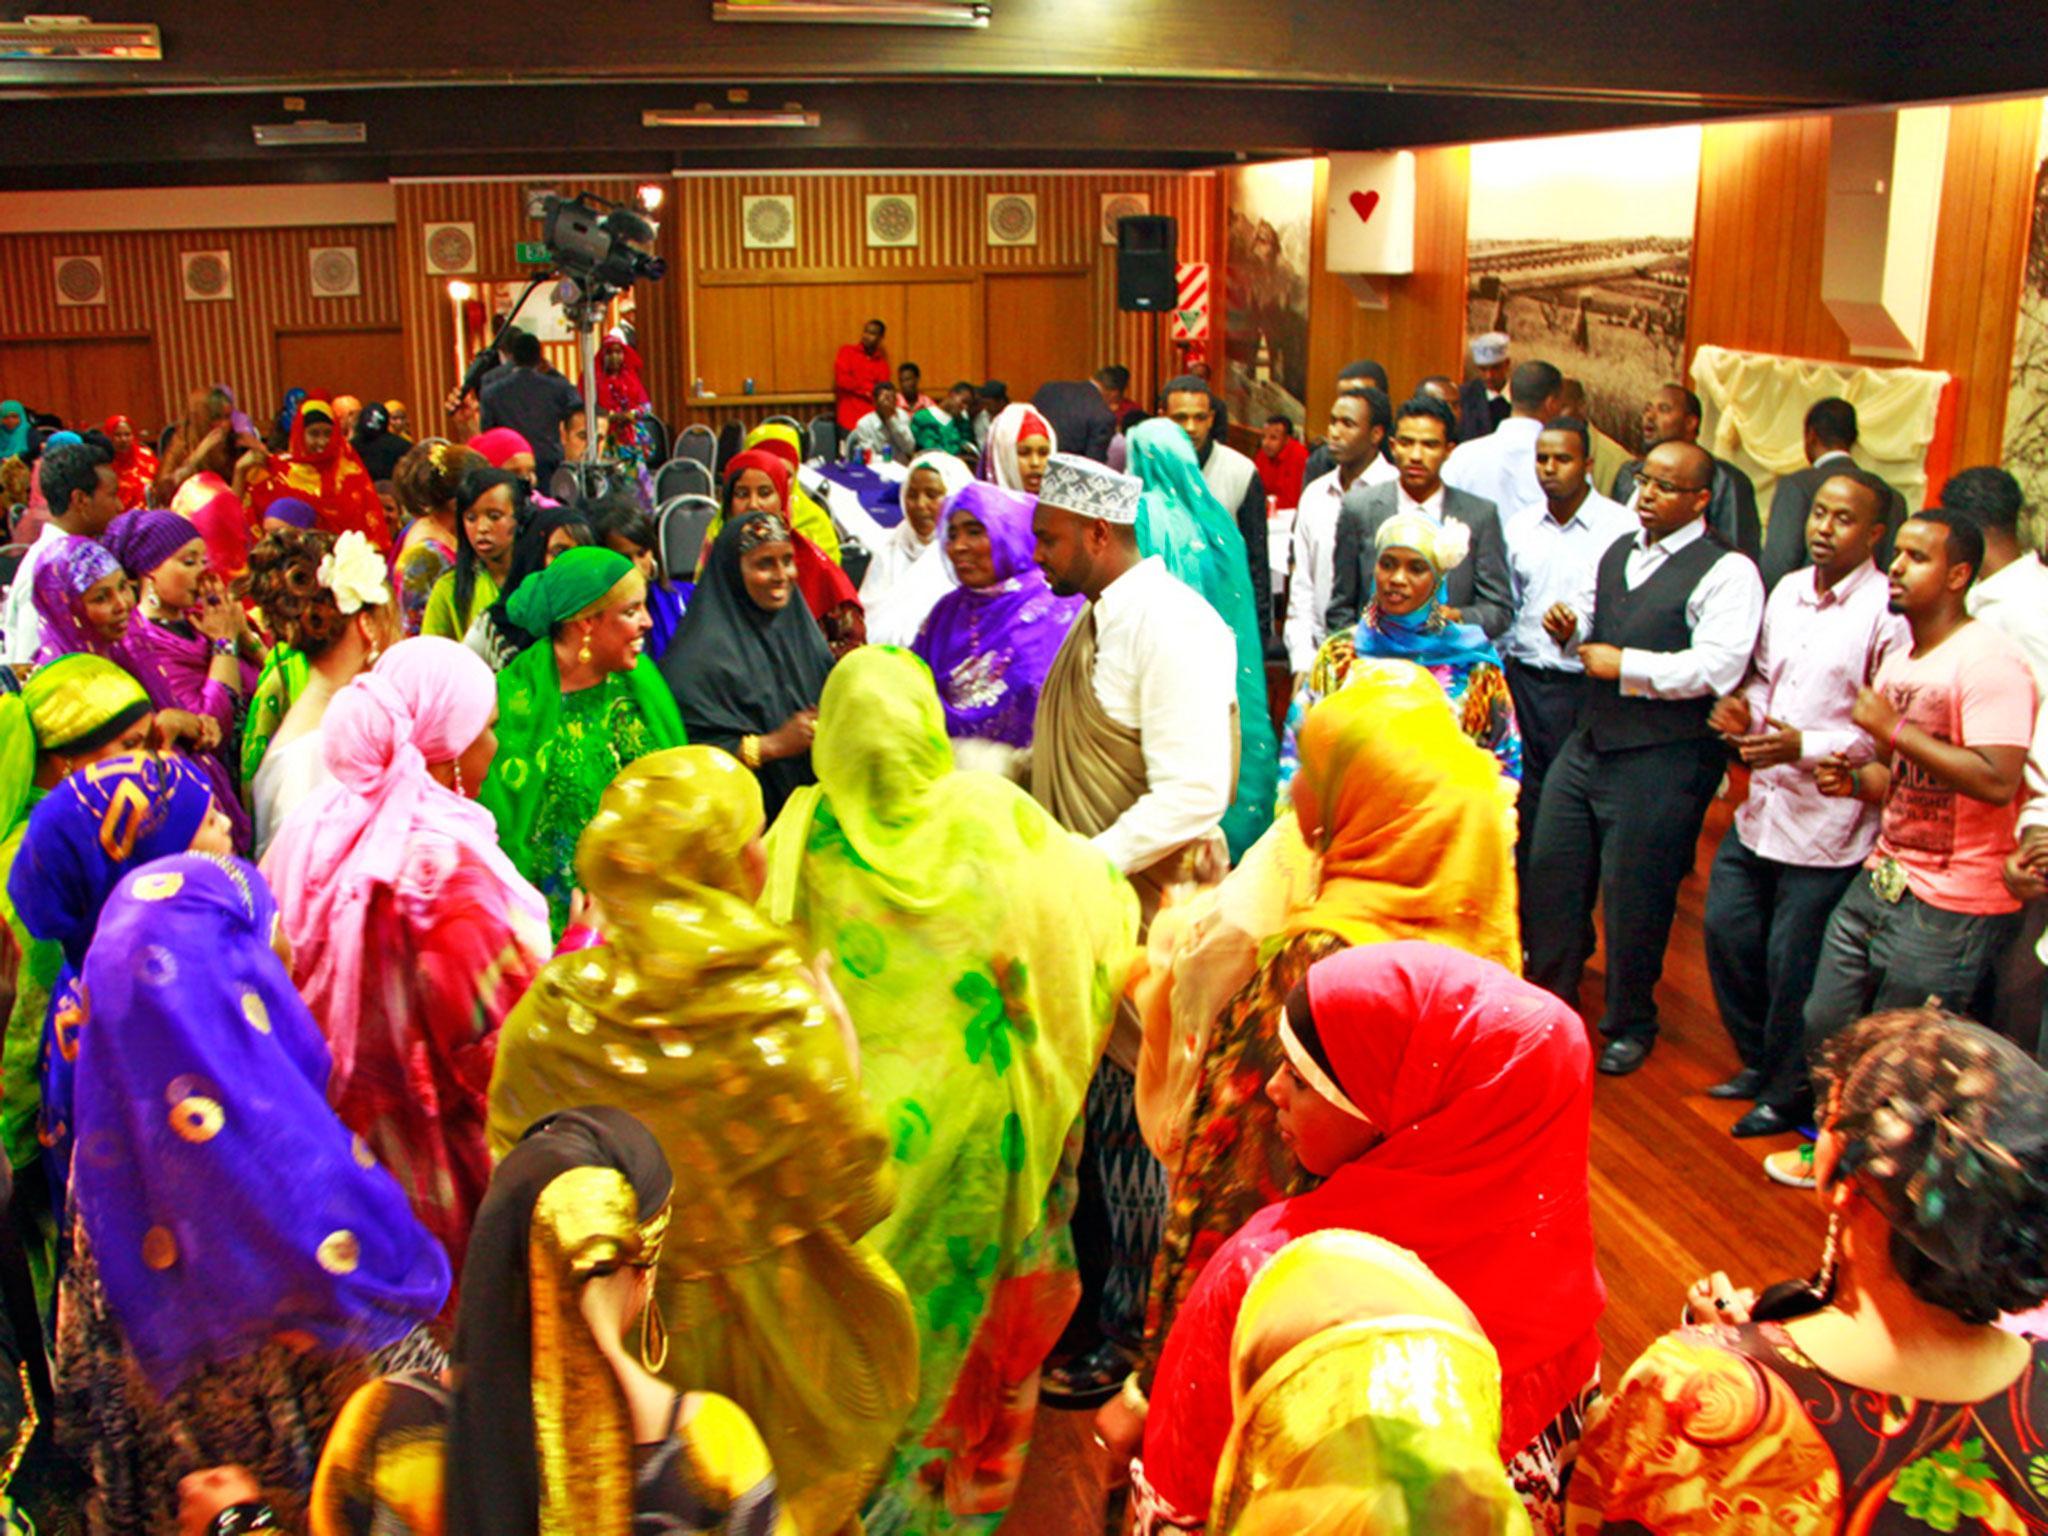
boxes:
[0,403,28,462]
[478,546,686,935]
[1123,417,1275,860]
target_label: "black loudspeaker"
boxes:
[1117,215,1178,312]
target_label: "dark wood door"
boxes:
[275,328,408,409]
[0,336,160,433]
[983,273,1092,402]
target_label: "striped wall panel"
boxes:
[666,171,1218,421]
[397,171,1217,440]
[394,177,683,441]
[0,224,399,428]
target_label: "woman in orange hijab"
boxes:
[252,396,391,552]
[1126,659,1520,1402]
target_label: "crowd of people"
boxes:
[0,311,2042,1536]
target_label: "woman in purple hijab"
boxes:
[911,481,1080,780]
[31,536,254,851]
[59,851,447,1530]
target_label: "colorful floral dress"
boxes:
[1567,1322,2048,1534]
[1139,930,1347,1381]
[1278,627,1521,794]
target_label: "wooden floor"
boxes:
[1004,791,1828,1535]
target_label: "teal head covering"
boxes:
[0,402,28,460]
[505,545,635,636]
[1123,416,1276,859]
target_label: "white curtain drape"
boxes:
[1689,343,1950,529]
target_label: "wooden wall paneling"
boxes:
[901,279,982,392]
[984,272,1095,402]
[0,336,159,431]
[1687,100,2038,480]
[1922,97,2040,470]
[274,328,408,413]
[1302,146,1472,442]
[694,285,778,397]
[0,223,398,430]
[768,281,909,396]
[669,172,1218,432]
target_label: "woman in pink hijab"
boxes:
[261,635,551,1306]
[465,427,536,481]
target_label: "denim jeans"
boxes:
[1801,871,2020,1081]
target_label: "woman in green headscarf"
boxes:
[0,655,155,1310]
[488,746,918,1536]
[1123,417,1275,860]
[763,648,1139,1534]
[477,545,685,935]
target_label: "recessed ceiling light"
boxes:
[712,0,989,27]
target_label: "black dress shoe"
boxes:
[1597,1037,1652,1076]
[1039,1340,1134,1409]
[1705,1068,1764,1100]
[1731,1103,1802,1138]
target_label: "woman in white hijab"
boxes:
[859,450,973,647]
[979,402,1058,495]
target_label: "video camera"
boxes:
[535,191,667,297]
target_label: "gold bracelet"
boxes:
[739,734,761,770]
[1118,1372,1148,1416]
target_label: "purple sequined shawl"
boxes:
[911,482,1080,749]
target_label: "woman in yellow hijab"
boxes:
[764,647,1139,1533]
[1213,1231,1529,1536]
[488,746,916,1536]
[1129,661,1519,1398]
[740,422,842,561]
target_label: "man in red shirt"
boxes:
[833,318,891,435]
[1254,415,1307,510]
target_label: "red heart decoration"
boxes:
[1349,189,1380,224]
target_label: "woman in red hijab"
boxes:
[587,329,649,414]
[1127,942,1606,1535]
[717,450,863,656]
[104,414,158,509]
[251,396,391,552]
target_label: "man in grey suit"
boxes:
[1760,397,1908,590]
[1610,384,1762,562]
[1326,392,1515,638]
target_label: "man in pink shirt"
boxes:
[1702,470,1908,1137]
[1766,510,2035,1187]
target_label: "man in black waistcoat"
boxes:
[1523,440,1767,1075]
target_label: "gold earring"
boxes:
[452,760,465,798]
[639,1285,668,1373]
[577,634,593,666]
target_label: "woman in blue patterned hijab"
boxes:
[61,851,447,1530]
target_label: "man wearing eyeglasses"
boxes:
[1523,438,1766,1076]
[1611,384,1762,562]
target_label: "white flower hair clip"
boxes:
[317,530,392,616]
[1434,517,1473,572]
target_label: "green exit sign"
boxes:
[515,241,552,265]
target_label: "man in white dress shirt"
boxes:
[1500,417,1637,867]
[1028,450,1236,1403]
[1949,466,2048,692]
[2,440,122,665]
[1945,465,2048,1045]
[1442,358,1563,527]
[1524,439,1766,1076]
[1282,386,1393,678]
